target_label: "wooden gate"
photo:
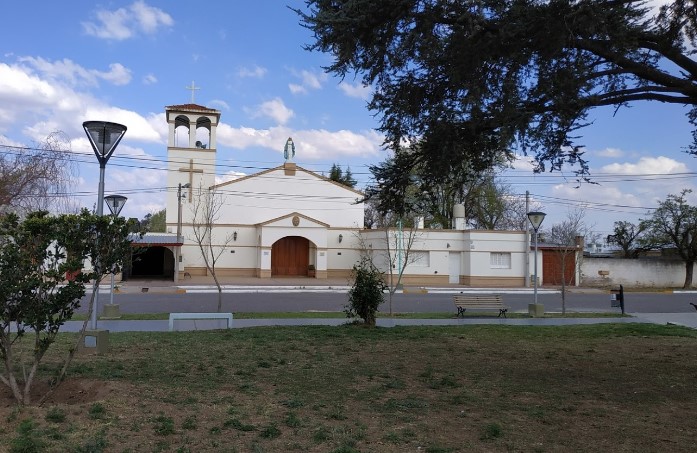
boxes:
[271,236,309,276]
[542,250,576,286]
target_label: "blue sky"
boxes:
[0,0,694,238]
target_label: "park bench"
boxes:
[168,312,234,331]
[453,294,508,318]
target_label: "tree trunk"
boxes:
[365,312,376,327]
[684,260,694,289]
[2,346,25,405]
[212,272,223,312]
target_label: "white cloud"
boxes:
[215,170,247,185]
[143,73,158,84]
[238,65,267,78]
[338,82,372,100]
[289,69,326,95]
[595,147,624,158]
[216,123,383,159]
[209,99,230,111]
[130,1,174,33]
[82,1,173,41]
[600,156,687,175]
[288,83,306,95]
[0,62,162,145]
[0,135,25,147]
[17,57,132,87]
[248,98,295,125]
[300,70,323,89]
[98,63,132,85]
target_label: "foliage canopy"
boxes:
[641,189,697,288]
[298,0,697,182]
[346,256,387,326]
[0,210,133,405]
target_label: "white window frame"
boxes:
[490,252,511,269]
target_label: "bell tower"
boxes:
[165,102,221,230]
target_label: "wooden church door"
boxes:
[271,236,310,276]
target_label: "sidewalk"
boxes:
[60,312,697,332]
[113,276,574,295]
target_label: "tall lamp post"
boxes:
[175,183,190,283]
[527,211,546,305]
[104,195,127,308]
[84,121,127,330]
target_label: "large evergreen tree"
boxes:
[298,1,697,180]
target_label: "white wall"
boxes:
[360,228,529,280]
[581,257,690,288]
[213,167,364,228]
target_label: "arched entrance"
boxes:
[128,246,175,280]
[271,236,310,276]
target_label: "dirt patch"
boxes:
[0,378,128,407]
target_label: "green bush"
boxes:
[10,419,45,453]
[345,257,387,326]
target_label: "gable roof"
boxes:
[212,164,365,197]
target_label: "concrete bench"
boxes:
[168,312,234,331]
[453,294,508,318]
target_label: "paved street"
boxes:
[67,277,697,331]
[82,282,697,314]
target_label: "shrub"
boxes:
[345,257,387,326]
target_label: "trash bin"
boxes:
[610,285,625,315]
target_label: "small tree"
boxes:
[0,210,132,405]
[544,209,586,315]
[381,219,421,315]
[345,256,387,326]
[328,163,357,188]
[190,186,234,312]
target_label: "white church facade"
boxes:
[149,103,539,287]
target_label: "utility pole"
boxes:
[525,191,530,287]
[174,183,190,283]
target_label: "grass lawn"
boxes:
[1,323,696,452]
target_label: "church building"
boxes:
[132,102,540,287]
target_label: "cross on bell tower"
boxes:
[185,80,200,103]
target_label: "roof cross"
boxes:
[185,80,201,103]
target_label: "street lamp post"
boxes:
[104,195,127,308]
[527,211,546,305]
[84,121,127,330]
[175,183,190,283]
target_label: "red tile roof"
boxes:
[165,103,219,112]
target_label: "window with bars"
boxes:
[490,252,511,269]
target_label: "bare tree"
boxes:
[467,180,539,230]
[189,185,234,312]
[380,220,421,315]
[543,208,587,315]
[0,132,77,215]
